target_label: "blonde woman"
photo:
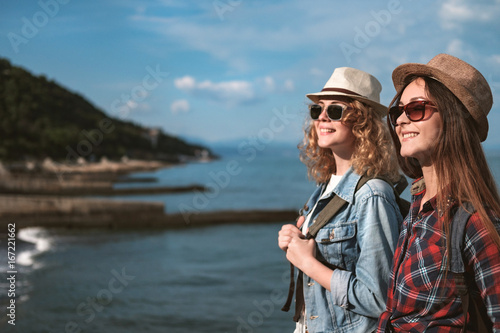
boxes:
[279,67,404,333]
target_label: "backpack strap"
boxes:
[449,202,492,332]
[282,175,371,317]
[449,203,472,333]
[282,174,409,321]
[449,203,474,274]
[281,263,295,312]
[393,175,409,196]
[282,174,407,320]
[307,174,409,238]
[305,175,370,239]
[378,174,410,219]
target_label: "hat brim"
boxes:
[392,63,488,141]
[306,91,388,118]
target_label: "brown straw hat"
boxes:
[392,53,493,142]
[306,67,387,117]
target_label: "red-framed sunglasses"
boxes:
[389,100,438,126]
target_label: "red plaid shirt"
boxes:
[377,178,500,332]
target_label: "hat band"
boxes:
[321,88,362,96]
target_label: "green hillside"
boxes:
[0,58,214,163]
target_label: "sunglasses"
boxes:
[389,100,438,126]
[309,103,352,121]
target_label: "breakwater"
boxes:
[0,195,297,229]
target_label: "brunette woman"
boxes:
[377,54,500,332]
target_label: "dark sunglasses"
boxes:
[309,103,352,121]
[389,100,438,126]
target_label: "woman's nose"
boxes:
[396,110,410,126]
[318,106,329,121]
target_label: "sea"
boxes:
[2,144,500,333]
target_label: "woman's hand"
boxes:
[286,234,316,272]
[278,215,307,252]
[278,223,303,251]
[278,215,317,271]
[278,215,332,290]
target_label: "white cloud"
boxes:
[171,99,190,114]
[264,76,275,92]
[490,55,500,65]
[128,1,366,72]
[113,100,151,119]
[446,39,476,61]
[447,39,464,56]
[439,0,500,29]
[173,75,295,106]
[257,76,295,93]
[126,100,138,109]
[174,76,196,90]
[284,79,295,92]
[174,75,255,105]
[309,68,325,77]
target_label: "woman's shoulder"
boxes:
[357,178,396,197]
[462,209,500,271]
[465,208,500,236]
[352,178,402,210]
[353,178,404,221]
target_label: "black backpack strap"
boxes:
[449,204,472,332]
[281,263,295,312]
[393,174,408,196]
[377,174,410,219]
[449,202,492,332]
[449,203,473,274]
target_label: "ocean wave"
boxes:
[16,227,53,268]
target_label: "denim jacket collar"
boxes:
[321,167,362,204]
[300,167,362,217]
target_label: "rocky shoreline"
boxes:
[0,194,297,229]
[0,176,207,196]
[0,158,297,229]
[0,158,206,196]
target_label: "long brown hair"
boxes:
[299,98,400,184]
[388,76,500,250]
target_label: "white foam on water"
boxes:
[16,227,53,268]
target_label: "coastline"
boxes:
[0,195,296,229]
[0,158,207,195]
[0,158,297,230]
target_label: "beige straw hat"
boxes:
[392,53,493,142]
[306,67,387,117]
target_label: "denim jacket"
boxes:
[301,167,402,333]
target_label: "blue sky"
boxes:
[1,0,500,149]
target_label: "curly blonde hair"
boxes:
[299,98,400,185]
